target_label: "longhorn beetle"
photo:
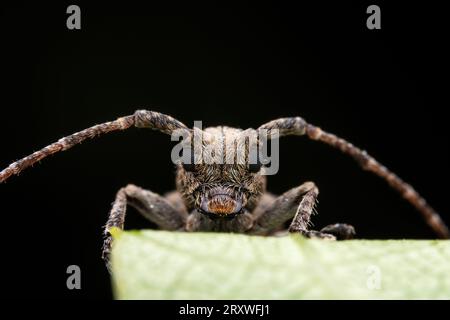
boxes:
[1,110,448,268]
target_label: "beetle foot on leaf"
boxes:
[320,223,355,240]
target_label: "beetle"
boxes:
[1,110,448,268]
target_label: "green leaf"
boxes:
[111,230,450,299]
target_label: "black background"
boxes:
[0,1,448,299]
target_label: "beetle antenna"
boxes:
[258,117,449,239]
[0,110,189,183]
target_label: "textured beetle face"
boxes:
[175,127,266,218]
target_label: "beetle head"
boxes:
[175,127,266,218]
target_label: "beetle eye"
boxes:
[248,160,263,173]
[183,162,195,172]
[182,149,196,172]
